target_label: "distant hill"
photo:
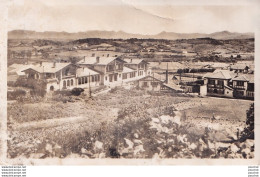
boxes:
[8,30,254,40]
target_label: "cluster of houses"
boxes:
[9,51,254,100]
[202,68,254,100]
[21,54,152,92]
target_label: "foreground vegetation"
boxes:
[7,87,254,159]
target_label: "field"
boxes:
[7,87,253,159]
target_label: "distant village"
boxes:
[8,53,254,100]
[7,37,254,100]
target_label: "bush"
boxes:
[71,88,84,96]
[15,78,47,97]
[7,89,27,100]
[54,90,72,96]
[241,103,254,140]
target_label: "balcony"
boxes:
[62,75,76,79]
[215,84,224,89]
[233,85,245,89]
[45,78,58,83]
[207,84,215,88]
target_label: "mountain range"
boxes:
[8,30,254,40]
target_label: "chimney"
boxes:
[107,54,109,57]
[96,56,100,63]
[92,53,95,57]
[53,62,56,68]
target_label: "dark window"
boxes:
[143,82,148,87]
[123,73,127,80]
[217,80,224,86]
[151,82,158,87]
[208,79,215,85]
[109,74,113,82]
[237,81,244,86]
[71,79,73,86]
[78,78,81,85]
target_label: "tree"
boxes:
[241,103,254,140]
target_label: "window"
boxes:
[65,68,70,76]
[63,81,66,88]
[151,82,158,87]
[78,78,81,85]
[92,76,94,82]
[217,80,224,86]
[67,80,70,87]
[71,79,73,86]
[105,76,107,81]
[143,82,148,87]
[237,81,244,86]
[85,77,88,83]
[123,73,127,80]
[208,79,215,85]
[82,77,85,84]
[109,74,113,82]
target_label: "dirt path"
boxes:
[11,108,119,131]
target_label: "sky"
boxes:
[7,0,260,34]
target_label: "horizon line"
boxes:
[8,29,254,35]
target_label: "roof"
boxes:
[22,62,71,73]
[230,64,248,70]
[152,73,166,82]
[232,74,254,83]
[8,64,34,76]
[204,70,234,80]
[124,59,146,65]
[78,56,125,65]
[76,67,100,77]
[122,66,135,73]
[209,63,230,68]
[139,75,164,83]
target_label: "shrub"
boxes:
[54,90,72,96]
[15,78,47,97]
[71,88,84,96]
[7,89,27,100]
[241,103,254,140]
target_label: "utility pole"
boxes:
[166,62,168,84]
[89,72,92,98]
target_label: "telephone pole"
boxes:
[89,72,92,98]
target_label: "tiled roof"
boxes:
[204,70,234,79]
[124,59,145,64]
[230,64,248,70]
[232,74,254,83]
[76,67,100,77]
[78,56,125,65]
[122,66,135,73]
[22,62,71,73]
